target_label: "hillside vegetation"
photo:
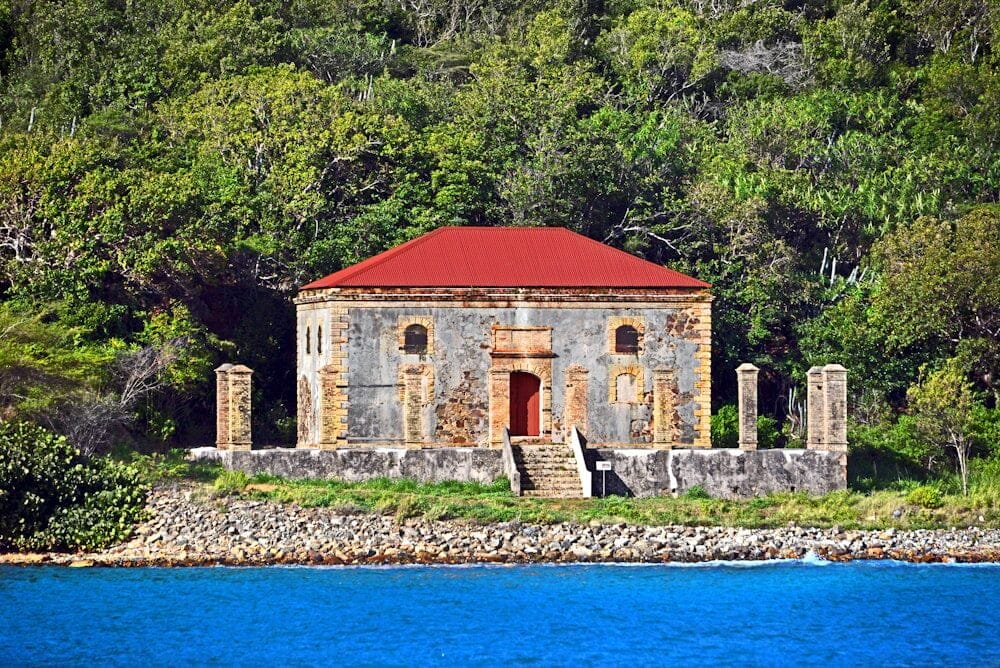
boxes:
[0,0,997,492]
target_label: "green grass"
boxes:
[113,448,224,484]
[197,468,1000,530]
[116,448,1000,530]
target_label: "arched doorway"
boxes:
[509,371,541,436]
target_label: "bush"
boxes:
[213,469,250,494]
[711,405,739,448]
[683,485,711,500]
[970,406,1000,457]
[905,485,944,509]
[757,416,780,449]
[848,416,938,490]
[0,421,148,552]
[710,405,781,448]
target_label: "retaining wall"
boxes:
[589,448,846,498]
[191,447,504,485]
[190,446,846,498]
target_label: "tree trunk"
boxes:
[954,438,970,496]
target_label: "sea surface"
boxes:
[2,559,999,667]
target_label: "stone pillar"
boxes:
[652,369,676,448]
[564,365,589,441]
[821,364,848,452]
[215,364,232,448]
[216,363,253,451]
[806,366,825,449]
[736,363,759,451]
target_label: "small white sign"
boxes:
[596,461,612,471]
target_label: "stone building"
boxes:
[202,226,847,498]
[293,226,713,455]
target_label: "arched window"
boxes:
[305,326,311,354]
[615,373,638,403]
[403,324,428,354]
[615,325,639,353]
[317,326,323,355]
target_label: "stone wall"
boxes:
[192,447,504,484]
[588,448,846,498]
[192,445,844,499]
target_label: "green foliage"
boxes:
[849,416,938,491]
[0,421,148,551]
[872,208,1000,355]
[682,485,710,500]
[709,405,781,448]
[757,415,780,449]
[213,469,251,494]
[908,357,983,494]
[905,485,944,509]
[711,404,739,448]
[0,0,997,466]
[0,302,111,416]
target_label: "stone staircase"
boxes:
[512,441,582,498]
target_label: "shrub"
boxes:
[848,416,938,490]
[905,485,944,509]
[757,416,780,449]
[683,485,711,500]
[970,406,1000,457]
[711,405,739,448]
[213,469,250,494]
[0,421,148,551]
[711,405,781,448]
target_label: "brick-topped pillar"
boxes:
[822,364,848,452]
[215,363,253,451]
[806,366,825,449]
[652,368,676,448]
[736,363,759,451]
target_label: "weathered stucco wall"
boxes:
[192,447,504,484]
[588,448,847,498]
[296,291,711,449]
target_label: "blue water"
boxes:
[2,560,999,667]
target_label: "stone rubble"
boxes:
[4,484,1000,567]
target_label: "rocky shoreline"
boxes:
[4,484,1000,567]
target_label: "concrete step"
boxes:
[514,455,574,464]
[523,489,580,498]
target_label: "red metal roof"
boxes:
[301,227,709,290]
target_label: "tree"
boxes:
[872,207,1000,399]
[907,359,980,495]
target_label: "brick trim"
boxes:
[608,364,644,403]
[608,316,646,354]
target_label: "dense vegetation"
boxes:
[0,421,148,550]
[0,0,997,488]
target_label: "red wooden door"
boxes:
[509,372,540,436]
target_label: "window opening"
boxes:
[615,325,639,353]
[404,324,428,354]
